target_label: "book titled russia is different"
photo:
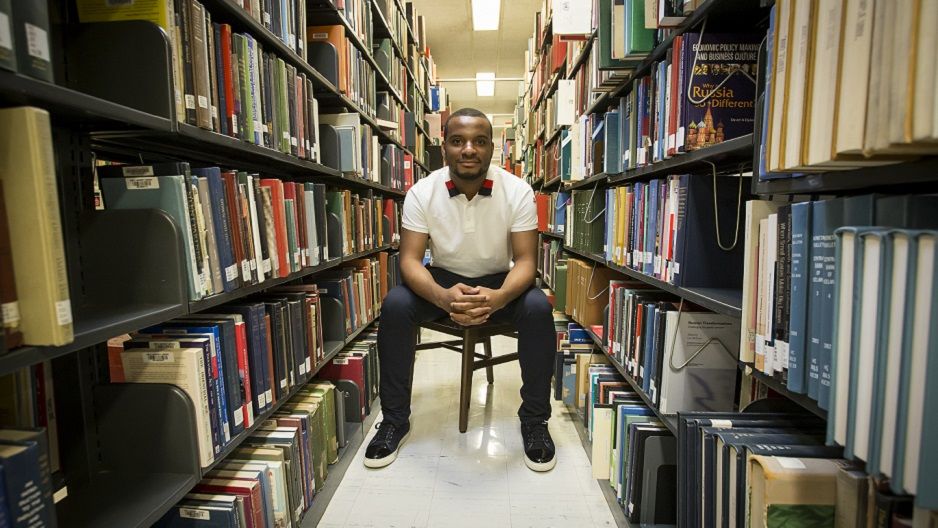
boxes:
[680,32,761,152]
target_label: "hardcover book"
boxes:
[679,32,761,151]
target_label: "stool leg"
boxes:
[483,337,494,384]
[459,330,476,433]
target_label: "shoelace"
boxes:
[373,421,398,447]
[524,422,553,449]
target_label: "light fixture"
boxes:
[476,72,495,97]
[472,0,500,31]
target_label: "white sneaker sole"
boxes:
[524,454,557,472]
[363,431,410,469]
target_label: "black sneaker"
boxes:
[364,421,410,469]
[520,420,556,472]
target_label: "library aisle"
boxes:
[319,330,618,528]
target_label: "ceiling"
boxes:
[407,0,541,126]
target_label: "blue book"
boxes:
[154,496,240,527]
[618,95,629,170]
[555,192,570,234]
[644,181,658,276]
[787,201,812,393]
[898,232,938,506]
[616,404,656,500]
[193,167,238,292]
[817,195,877,410]
[756,8,795,181]
[214,304,272,415]
[567,324,591,344]
[806,199,844,401]
[0,442,55,527]
[604,111,622,174]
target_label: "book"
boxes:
[10,0,51,82]
[747,455,842,527]
[0,107,72,346]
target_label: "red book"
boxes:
[403,154,414,191]
[550,36,568,74]
[535,193,549,232]
[222,171,247,286]
[220,25,236,137]
[317,355,366,419]
[231,318,254,427]
[292,183,308,267]
[195,478,264,528]
[259,179,289,277]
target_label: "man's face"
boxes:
[443,116,494,181]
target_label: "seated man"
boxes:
[364,108,557,472]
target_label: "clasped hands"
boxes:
[437,283,506,326]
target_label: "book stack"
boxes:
[0,427,58,527]
[153,381,344,527]
[565,187,607,256]
[759,0,938,179]
[618,31,760,169]
[581,359,677,526]
[308,24,376,118]
[601,174,746,288]
[99,162,396,301]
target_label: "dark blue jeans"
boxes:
[377,266,555,425]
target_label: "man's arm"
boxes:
[399,227,488,312]
[450,229,538,322]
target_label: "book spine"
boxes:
[179,0,198,125]
[787,201,810,393]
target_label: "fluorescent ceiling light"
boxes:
[476,72,495,97]
[472,0,500,31]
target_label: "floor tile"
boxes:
[319,329,620,527]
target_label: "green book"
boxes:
[623,0,655,57]
[555,263,568,312]
[284,199,297,273]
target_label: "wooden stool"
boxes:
[415,319,518,433]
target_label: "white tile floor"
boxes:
[318,331,618,528]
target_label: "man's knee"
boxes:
[382,285,420,321]
[520,288,553,320]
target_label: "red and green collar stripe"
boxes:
[445,177,494,198]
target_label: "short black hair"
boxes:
[443,108,492,140]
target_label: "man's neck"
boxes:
[449,169,487,200]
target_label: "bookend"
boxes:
[307,41,340,90]
[381,216,391,246]
[373,48,391,77]
[320,295,347,343]
[54,128,187,351]
[326,211,344,260]
[318,124,340,170]
[333,379,365,424]
[62,21,176,121]
[334,385,348,448]
[53,351,200,528]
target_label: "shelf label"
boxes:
[211,106,218,120]
[262,259,272,274]
[1,301,20,326]
[197,95,208,109]
[776,457,807,470]
[257,393,266,408]
[25,23,49,61]
[185,94,196,110]
[266,389,273,402]
[231,115,239,134]
[55,300,73,326]
[241,260,251,279]
[233,409,243,426]
[0,14,11,51]
[179,508,210,521]
[125,177,159,190]
[224,264,239,283]
[150,341,180,350]
[143,351,174,363]
[711,419,733,428]
[305,358,311,373]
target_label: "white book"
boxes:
[782,0,813,170]
[121,347,215,467]
[246,175,265,282]
[862,0,894,155]
[591,407,614,479]
[805,0,844,167]
[658,311,740,415]
[834,0,875,156]
[851,233,885,461]
[740,201,784,364]
[831,229,858,447]
[913,0,938,142]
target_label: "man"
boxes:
[364,108,557,472]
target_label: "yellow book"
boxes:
[0,107,72,346]
[748,455,842,527]
[74,0,174,31]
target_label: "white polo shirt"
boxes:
[401,165,538,278]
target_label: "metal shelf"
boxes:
[540,230,564,240]
[738,362,827,419]
[564,172,610,191]
[752,155,938,196]
[0,70,173,132]
[609,134,754,185]
[561,246,743,318]
[565,31,597,80]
